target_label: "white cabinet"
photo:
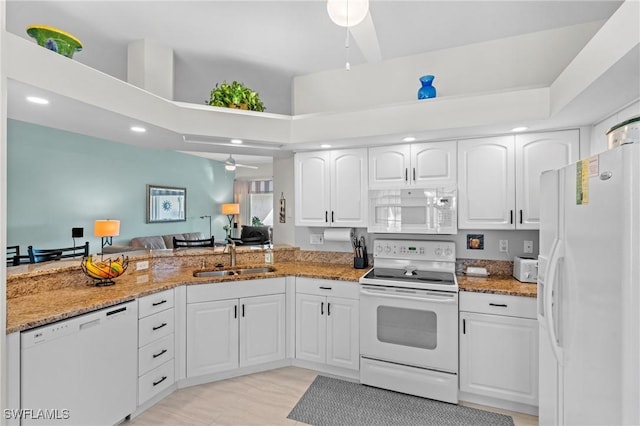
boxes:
[368,141,457,188]
[137,290,175,405]
[458,130,579,229]
[295,278,359,371]
[459,292,538,411]
[294,148,367,227]
[186,279,286,377]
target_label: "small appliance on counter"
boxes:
[513,256,537,283]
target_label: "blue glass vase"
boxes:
[418,75,436,100]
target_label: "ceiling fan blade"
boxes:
[235,163,258,169]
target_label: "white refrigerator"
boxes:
[538,143,640,425]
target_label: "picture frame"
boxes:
[146,184,187,223]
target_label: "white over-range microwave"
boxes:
[367,186,457,234]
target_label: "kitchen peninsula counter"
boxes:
[7,247,535,333]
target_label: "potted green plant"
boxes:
[208,81,265,112]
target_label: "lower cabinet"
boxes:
[459,292,538,409]
[186,279,286,377]
[295,278,359,370]
[137,289,176,405]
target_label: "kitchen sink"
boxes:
[234,267,276,274]
[193,266,276,278]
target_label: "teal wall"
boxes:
[7,119,234,253]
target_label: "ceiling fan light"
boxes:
[225,155,237,171]
[327,0,369,27]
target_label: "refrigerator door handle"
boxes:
[545,238,564,365]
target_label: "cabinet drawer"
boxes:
[459,292,536,319]
[296,277,359,299]
[139,333,174,376]
[138,359,174,405]
[138,309,174,347]
[139,289,174,319]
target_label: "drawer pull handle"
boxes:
[321,302,324,315]
[152,300,167,307]
[152,323,167,331]
[319,286,332,290]
[152,349,168,359]
[153,376,168,387]
[489,303,508,308]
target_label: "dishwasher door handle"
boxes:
[79,318,101,330]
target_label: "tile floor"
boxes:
[127,367,538,426]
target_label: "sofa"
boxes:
[130,232,208,250]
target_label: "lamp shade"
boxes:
[221,203,240,215]
[94,219,120,237]
[327,0,369,27]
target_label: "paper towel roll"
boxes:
[323,228,354,242]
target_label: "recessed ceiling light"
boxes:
[511,126,528,132]
[26,96,49,105]
[321,144,332,149]
[230,139,243,145]
[402,136,417,142]
[130,126,146,133]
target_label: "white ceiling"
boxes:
[4,1,629,165]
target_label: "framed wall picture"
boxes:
[146,184,187,223]
[279,192,286,223]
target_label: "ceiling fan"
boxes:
[225,154,258,171]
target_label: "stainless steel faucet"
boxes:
[225,238,237,267]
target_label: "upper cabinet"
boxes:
[368,141,457,189]
[458,130,579,230]
[295,148,367,227]
[458,136,515,229]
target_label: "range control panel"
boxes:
[373,239,456,262]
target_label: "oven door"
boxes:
[360,284,458,373]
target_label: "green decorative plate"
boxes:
[26,24,83,58]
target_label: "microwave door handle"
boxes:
[360,288,457,303]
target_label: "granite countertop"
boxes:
[458,274,537,297]
[7,260,535,334]
[6,262,367,334]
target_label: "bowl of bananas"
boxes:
[81,255,129,286]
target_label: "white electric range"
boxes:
[359,239,459,404]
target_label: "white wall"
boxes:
[293,21,603,114]
[272,155,295,245]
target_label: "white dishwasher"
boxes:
[21,300,138,426]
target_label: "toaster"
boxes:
[513,256,538,283]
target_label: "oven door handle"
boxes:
[360,287,457,303]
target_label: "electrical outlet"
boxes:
[136,260,149,271]
[499,240,508,253]
[524,240,534,254]
[310,234,324,244]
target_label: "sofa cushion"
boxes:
[162,234,184,249]
[182,232,206,241]
[131,236,167,249]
